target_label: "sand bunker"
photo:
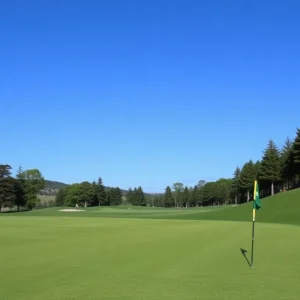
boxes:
[58,209,86,212]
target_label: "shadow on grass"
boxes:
[0,209,29,214]
[240,248,251,267]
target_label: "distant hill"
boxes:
[44,180,69,190]
[40,180,69,196]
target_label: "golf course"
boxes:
[1,189,299,300]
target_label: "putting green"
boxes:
[1,217,299,300]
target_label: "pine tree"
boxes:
[189,186,198,207]
[181,186,190,207]
[239,160,256,202]
[136,186,146,206]
[15,165,26,211]
[132,187,138,205]
[0,165,16,211]
[281,137,294,189]
[259,140,281,195]
[127,188,133,205]
[164,186,174,207]
[94,177,107,206]
[292,128,300,176]
[115,187,123,205]
[231,167,241,204]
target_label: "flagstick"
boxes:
[250,208,255,268]
[251,180,261,268]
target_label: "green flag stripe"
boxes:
[253,181,261,210]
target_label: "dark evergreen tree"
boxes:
[90,181,98,206]
[181,186,190,207]
[55,186,70,206]
[259,140,281,195]
[114,187,123,205]
[231,167,241,204]
[292,128,300,178]
[164,186,174,207]
[281,137,294,190]
[239,160,256,202]
[0,165,16,211]
[188,186,197,207]
[136,186,146,206]
[94,177,107,206]
[127,188,134,205]
[14,165,26,211]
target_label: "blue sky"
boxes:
[1,0,300,192]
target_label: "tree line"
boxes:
[55,178,124,207]
[1,128,299,210]
[231,128,300,203]
[157,128,300,207]
[0,165,45,211]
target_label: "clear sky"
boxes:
[1,0,300,192]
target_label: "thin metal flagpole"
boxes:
[250,204,255,268]
[250,180,257,268]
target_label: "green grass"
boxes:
[1,189,300,299]
[10,188,300,226]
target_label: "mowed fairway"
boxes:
[1,216,300,300]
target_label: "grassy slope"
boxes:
[1,217,300,300]
[6,188,300,226]
[171,188,300,225]
[1,190,300,299]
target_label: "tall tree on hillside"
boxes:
[136,186,146,206]
[0,164,16,212]
[292,128,300,177]
[239,160,256,202]
[0,164,12,178]
[231,167,241,204]
[164,186,174,207]
[259,140,281,196]
[94,177,107,206]
[172,182,184,207]
[91,181,98,206]
[181,186,190,207]
[15,165,26,211]
[132,187,138,205]
[281,137,294,189]
[254,160,261,178]
[78,181,95,207]
[22,169,45,209]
